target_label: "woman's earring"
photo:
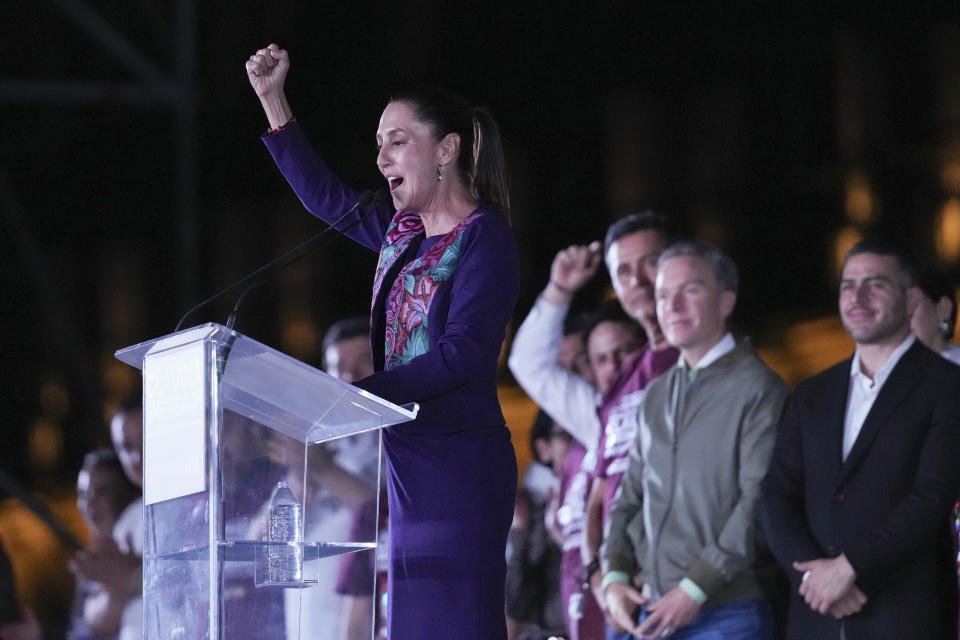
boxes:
[939,319,951,335]
[437,164,445,181]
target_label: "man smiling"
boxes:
[602,240,787,640]
[761,241,960,639]
[508,212,680,637]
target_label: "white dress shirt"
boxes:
[842,334,916,461]
[941,343,960,366]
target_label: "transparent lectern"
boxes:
[115,323,417,640]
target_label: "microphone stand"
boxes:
[185,190,388,377]
[223,189,386,331]
[175,189,385,333]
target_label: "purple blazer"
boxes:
[262,122,518,435]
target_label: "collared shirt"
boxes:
[677,332,736,381]
[842,333,916,460]
[942,343,960,366]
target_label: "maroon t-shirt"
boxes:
[557,443,605,639]
[594,345,678,522]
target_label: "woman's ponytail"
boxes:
[469,107,510,221]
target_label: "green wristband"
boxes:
[600,570,630,591]
[678,577,707,605]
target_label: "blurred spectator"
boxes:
[263,424,375,640]
[69,449,139,640]
[505,410,567,640]
[71,398,143,640]
[323,317,375,383]
[510,214,680,638]
[290,316,381,640]
[5,445,141,640]
[556,315,595,387]
[911,267,960,365]
[257,310,381,637]
[220,411,286,638]
[512,282,651,639]
[321,317,385,640]
[550,430,605,640]
[912,268,960,635]
[579,216,679,640]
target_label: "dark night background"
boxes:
[1,0,960,625]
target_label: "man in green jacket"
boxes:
[601,240,788,639]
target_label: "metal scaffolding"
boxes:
[0,0,198,308]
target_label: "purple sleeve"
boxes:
[261,122,393,252]
[354,213,518,406]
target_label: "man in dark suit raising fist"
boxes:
[761,240,960,639]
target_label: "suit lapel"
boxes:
[839,342,927,484]
[823,361,851,484]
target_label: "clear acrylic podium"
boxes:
[115,323,417,640]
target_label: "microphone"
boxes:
[175,189,385,333]
[223,188,386,331]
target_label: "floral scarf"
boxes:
[371,210,479,369]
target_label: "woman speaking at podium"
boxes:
[247,44,518,640]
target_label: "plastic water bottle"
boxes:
[266,481,303,584]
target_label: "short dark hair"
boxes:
[322,317,370,356]
[529,410,554,463]
[843,240,917,288]
[659,240,739,293]
[81,447,141,506]
[528,410,570,464]
[115,392,142,416]
[581,298,644,347]
[916,267,958,339]
[562,311,592,338]
[603,210,673,260]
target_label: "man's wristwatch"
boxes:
[582,557,601,589]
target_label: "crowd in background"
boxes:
[504,212,960,640]
[1,211,959,639]
[0,317,388,640]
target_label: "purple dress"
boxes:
[263,123,518,640]
[594,345,678,523]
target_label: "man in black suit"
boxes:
[760,241,960,639]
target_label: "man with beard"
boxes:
[761,241,960,639]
